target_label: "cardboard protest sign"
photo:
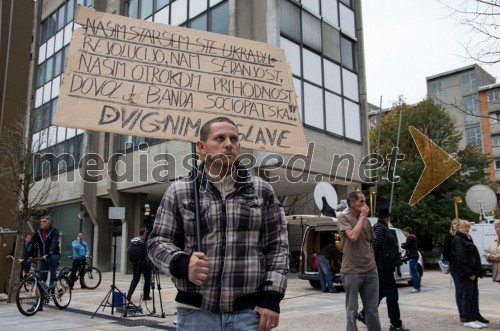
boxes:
[54,6,307,155]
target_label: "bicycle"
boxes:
[3,255,38,294]
[15,257,72,316]
[59,256,102,290]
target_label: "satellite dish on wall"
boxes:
[314,182,338,217]
[465,184,497,219]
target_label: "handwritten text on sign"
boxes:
[54,6,307,155]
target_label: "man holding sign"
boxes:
[148,117,289,331]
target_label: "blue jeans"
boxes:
[39,254,60,284]
[317,255,336,292]
[176,308,260,331]
[341,267,381,331]
[409,258,420,291]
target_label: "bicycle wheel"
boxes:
[53,276,71,309]
[82,267,102,289]
[59,267,70,277]
[16,278,41,317]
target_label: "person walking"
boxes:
[484,219,500,285]
[126,228,152,302]
[317,241,338,293]
[359,208,408,331]
[452,219,487,329]
[338,191,381,331]
[147,117,289,331]
[69,232,90,289]
[402,227,420,293]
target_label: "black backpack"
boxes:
[127,236,145,263]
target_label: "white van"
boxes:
[469,222,497,273]
[287,215,424,289]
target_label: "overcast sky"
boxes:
[361,0,500,109]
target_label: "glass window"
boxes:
[154,5,170,24]
[342,68,358,102]
[488,89,500,102]
[52,75,61,99]
[490,112,500,124]
[492,135,500,147]
[38,43,47,64]
[322,0,338,26]
[293,77,302,115]
[210,2,228,34]
[46,36,55,59]
[344,99,360,141]
[325,91,343,135]
[54,50,63,76]
[55,30,64,53]
[339,4,355,38]
[127,0,139,18]
[324,59,341,93]
[190,14,207,31]
[141,0,154,19]
[463,95,479,126]
[67,0,74,23]
[461,71,476,94]
[428,80,443,103]
[466,126,482,147]
[495,158,500,170]
[45,56,54,83]
[57,5,66,30]
[280,0,301,42]
[304,82,324,129]
[157,0,170,10]
[302,48,322,85]
[171,0,188,26]
[47,13,57,38]
[339,0,352,7]
[43,82,52,104]
[190,0,207,18]
[323,22,340,62]
[37,63,46,88]
[57,127,66,143]
[301,0,319,15]
[280,37,301,77]
[64,23,73,46]
[35,87,43,108]
[302,11,321,51]
[341,36,355,71]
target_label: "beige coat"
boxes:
[485,237,500,283]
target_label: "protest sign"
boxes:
[54,6,307,155]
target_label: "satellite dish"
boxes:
[465,184,497,218]
[314,182,338,216]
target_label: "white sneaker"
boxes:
[475,321,488,328]
[464,321,484,329]
[410,289,420,293]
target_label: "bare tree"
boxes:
[0,104,56,302]
[279,193,316,215]
[439,0,500,65]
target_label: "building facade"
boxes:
[426,65,499,194]
[5,0,369,274]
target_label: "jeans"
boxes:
[317,255,336,292]
[409,258,420,291]
[39,254,60,284]
[127,262,152,300]
[360,269,401,327]
[341,267,381,331]
[176,308,260,331]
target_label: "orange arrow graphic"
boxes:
[408,126,461,206]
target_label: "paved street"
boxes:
[0,270,498,330]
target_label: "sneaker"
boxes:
[390,325,410,331]
[476,316,489,324]
[464,321,484,329]
[328,290,338,293]
[356,312,366,326]
[410,289,420,293]
[475,321,488,328]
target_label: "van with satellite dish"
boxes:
[469,221,496,273]
[286,214,424,289]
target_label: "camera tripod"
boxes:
[92,230,141,318]
[146,265,165,318]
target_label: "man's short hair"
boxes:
[199,117,238,141]
[346,191,362,208]
[41,215,53,225]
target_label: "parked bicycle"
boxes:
[59,256,102,290]
[15,257,72,316]
[3,255,38,295]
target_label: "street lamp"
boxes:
[454,196,463,219]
